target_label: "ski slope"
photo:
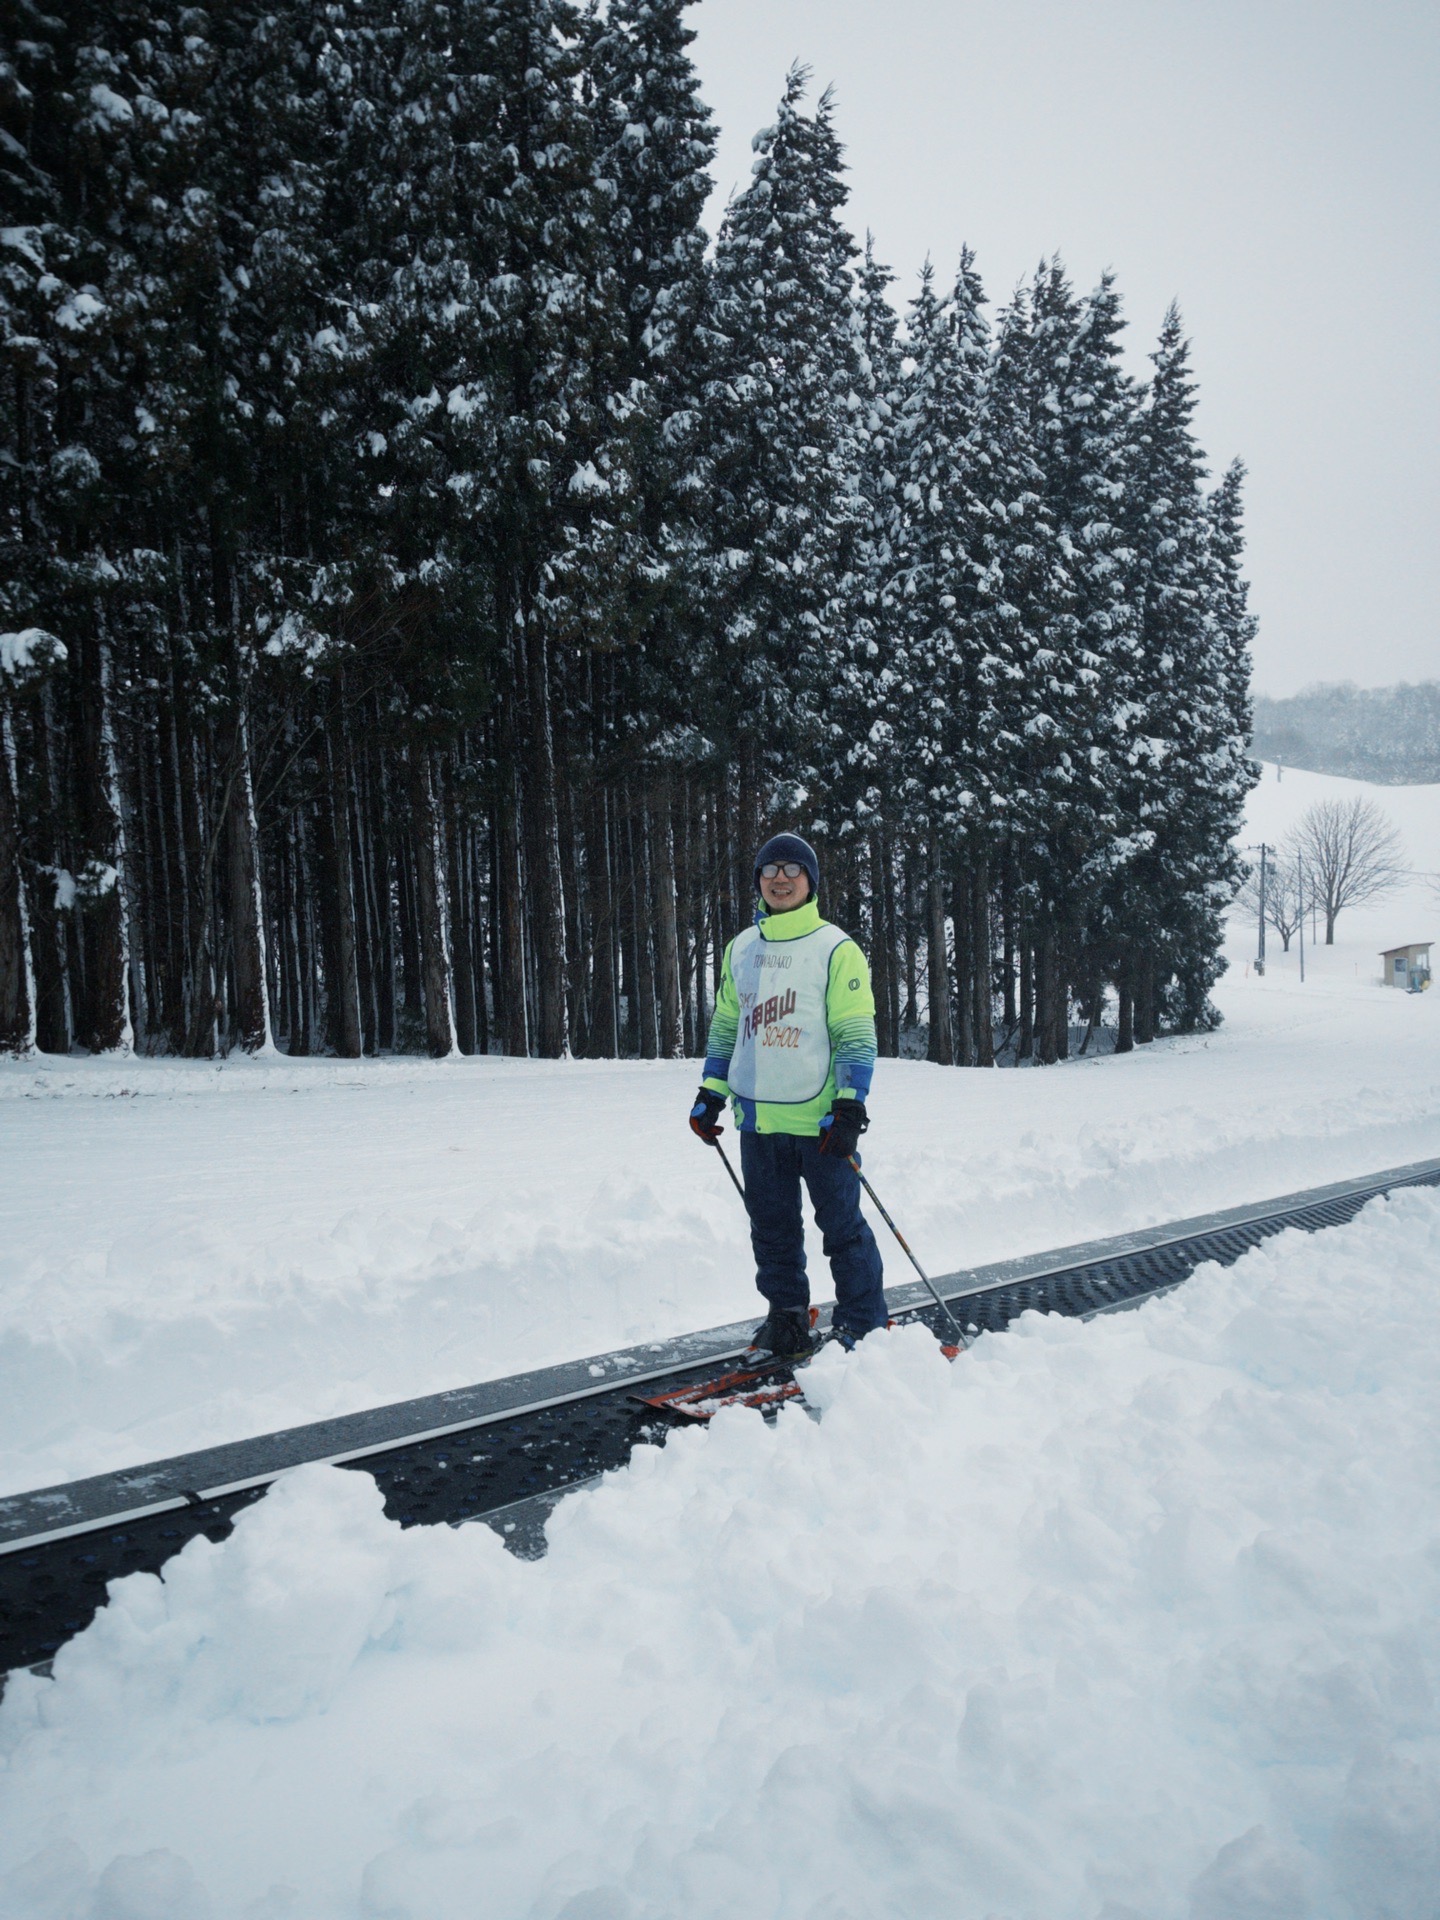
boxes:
[3,1183,1438,1918]
[0,764,1437,1914]
[0,767,1437,1500]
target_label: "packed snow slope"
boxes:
[1243,758,1439,901]
[0,765,1436,1497]
[3,1185,1438,1919]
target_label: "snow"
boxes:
[1,763,1438,1908]
[52,291,105,333]
[3,1183,1438,1917]
[1241,758,1439,948]
[85,83,134,126]
[0,630,64,678]
[0,228,45,270]
[567,459,611,494]
[0,767,1437,1500]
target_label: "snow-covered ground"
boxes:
[1,764,1438,1914]
[1,766,1437,1499]
[3,1181,1438,1918]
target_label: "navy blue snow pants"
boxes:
[738,1131,888,1335]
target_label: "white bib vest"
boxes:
[727,919,848,1105]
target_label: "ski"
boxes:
[633,1307,965,1425]
[633,1359,805,1423]
[634,1309,825,1422]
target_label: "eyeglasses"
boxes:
[760,862,806,880]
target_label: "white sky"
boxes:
[689,0,1440,696]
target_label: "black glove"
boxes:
[689,1086,726,1143]
[819,1097,868,1158]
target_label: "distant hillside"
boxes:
[1252,682,1440,784]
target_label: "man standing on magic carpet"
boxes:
[689,832,887,1357]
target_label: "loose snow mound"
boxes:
[3,1190,1439,1919]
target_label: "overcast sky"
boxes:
[689,0,1439,697]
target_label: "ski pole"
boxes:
[849,1158,970,1351]
[712,1137,749,1213]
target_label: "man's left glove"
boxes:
[689,1087,726,1143]
[818,1097,868,1159]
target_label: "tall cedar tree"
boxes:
[584,0,716,1058]
[700,69,863,855]
[2,8,1259,1067]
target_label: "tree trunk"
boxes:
[952,859,975,1067]
[1018,937,1034,1061]
[476,806,499,1059]
[521,617,568,1058]
[363,736,390,1050]
[586,780,618,1057]
[497,767,528,1057]
[925,845,953,1065]
[0,700,36,1054]
[352,755,379,1054]
[678,782,701,1054]
[225,699,272,1054]
[1055,968,1070,1060]
[77,622,133,1053]
[903,846,920,1033]
[1115,969,1135,1054]
[636,801,660,1059]
[1135,960,1156,1045]
[322,710,362,1058]
[868,827,895,1057]
[395,808,423,1028]
[1035,931,1059,1066]
[972,859,995,1067]
[737,739,762,881]
[289,805,315,1056]
[446,781,477,1058]
[407,745,456,1058]
[653,791,684,1058]
[1000,860,1016,1033]
[616,802,639,1054]
[31,682,72,1052]
[715,776,739,957]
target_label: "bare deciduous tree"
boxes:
[1237,845,1304,951]
[1293,797,1405,943]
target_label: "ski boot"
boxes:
[750,1306,817,1360]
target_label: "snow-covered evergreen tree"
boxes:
[887,253,993,1059]
[829,235,904,1047]
[586,0,714,643]
[0,9,1259,1068]
[582,0,716,1057]
[1111,309,1257,1035]
[1021,263,1142,1057]
[700,68,863,846]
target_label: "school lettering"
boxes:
[741,986,797,1044]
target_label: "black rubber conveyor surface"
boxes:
[3,1156,1438,1680]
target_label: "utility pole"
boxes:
[1297,851,1305,983]
[1255,842,1269,975]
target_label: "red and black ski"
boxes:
[634,1310,822,1423]
[633,1360,805,1422]
[633,1311,961,1425]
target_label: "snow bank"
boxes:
[0,762,1435,1498]
[3,1186,1438,1918]
[3,968,1439,1498]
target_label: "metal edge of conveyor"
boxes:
[4,1154,1437,1558]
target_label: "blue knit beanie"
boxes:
[754,832,820,897]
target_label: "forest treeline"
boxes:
[0,0,1257,1067]
[1252,683,1440,786]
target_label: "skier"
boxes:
[689,832,887,1357]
